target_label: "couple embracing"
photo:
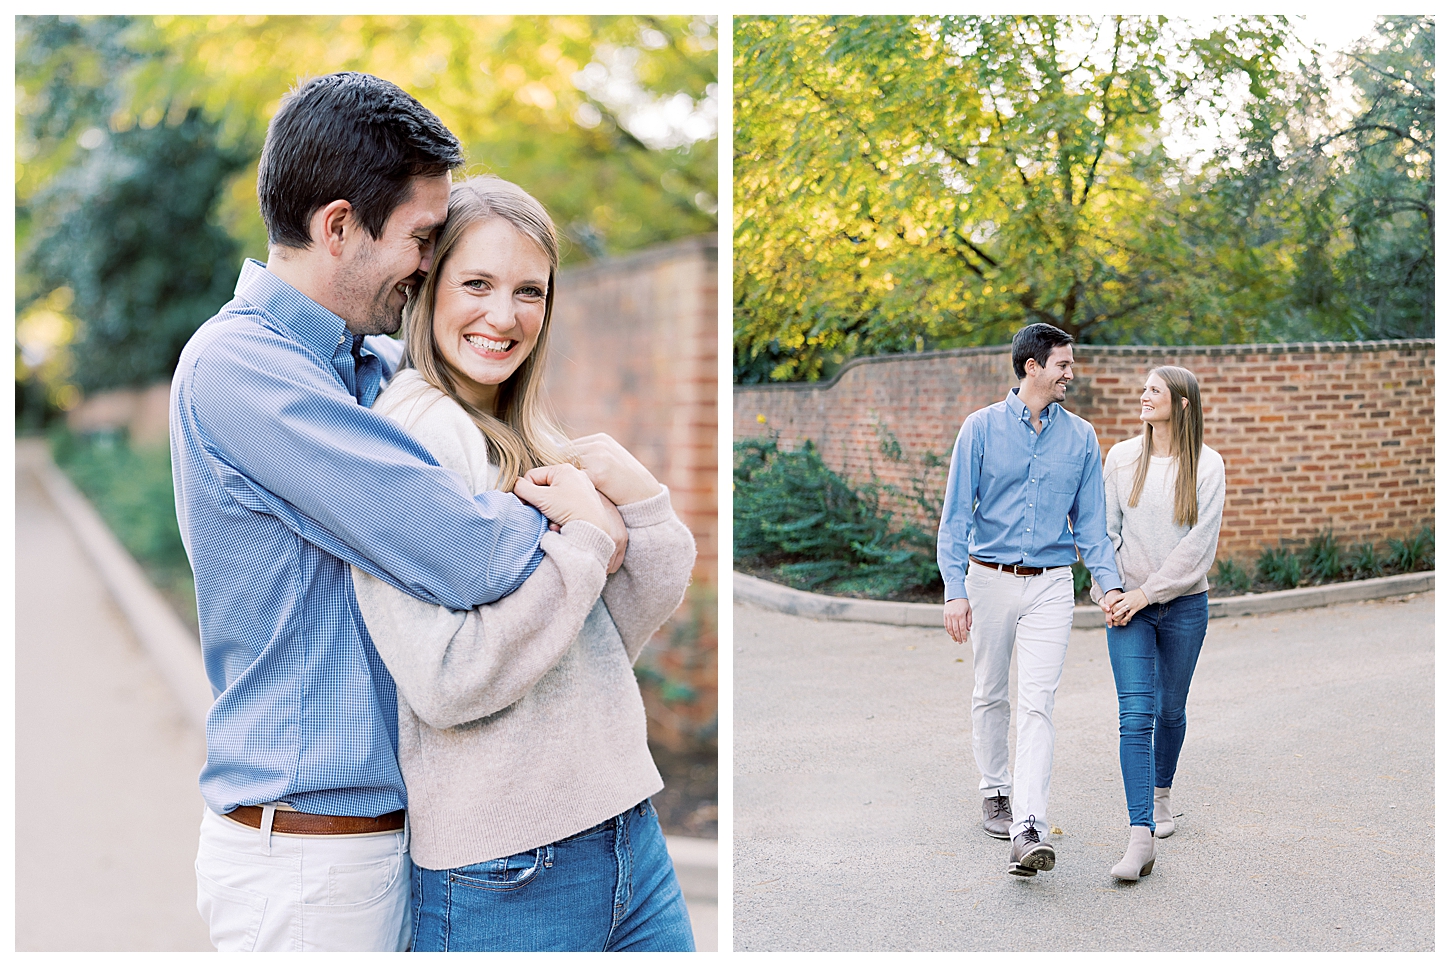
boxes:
[173,73,695,951]
[937,323,1226,880]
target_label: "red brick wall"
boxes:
[546,234,717,749]
[547,234,718,582]
[734,340,1434,561]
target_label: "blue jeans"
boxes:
[409,800,695,952]
[1106,591,1209,830]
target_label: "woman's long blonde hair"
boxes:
[1128,365,1203,527]
[400,175,573,490]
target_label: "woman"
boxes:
[349,176,697,950]
[1094,366,1224,881]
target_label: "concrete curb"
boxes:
[734,569,1434,628]
[25,440,214,730]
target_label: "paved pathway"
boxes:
[734,593,1434,951]
[15,441,213,951]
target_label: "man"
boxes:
[171,73,583,951]
[936,323,1124,877]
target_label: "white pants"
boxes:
[965,562,1076,841]
[195,806,412,952]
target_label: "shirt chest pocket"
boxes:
[1039,458,1082,496]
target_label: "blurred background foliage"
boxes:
[17,14,718,421]
[734,15,1432,382]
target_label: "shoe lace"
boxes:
[989,795,1009,816]
[1022,815,1041,844]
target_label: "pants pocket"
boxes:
[196,865,268,952]
[328,853,403,906]
[450,848,547,893]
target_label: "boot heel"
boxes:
[1139,859,1154,876]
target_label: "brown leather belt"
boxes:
[970,557,1048,576]
[226,805,405,835]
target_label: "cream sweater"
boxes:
[1092,435,1226,605]
[350,369,696,870]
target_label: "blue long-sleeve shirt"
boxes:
[170,259,548,818]
[936,388,1122,602]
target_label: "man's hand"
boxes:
[572,433,663,507]
[1109,588,1150,626]
[944,598,973,643]
[1100,588,1124,627]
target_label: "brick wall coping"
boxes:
[739,338,1435,394]
[561,233,717,285]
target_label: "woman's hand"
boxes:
[1109,588,1150,626]
[513,463,614,535]
[572,433,663,506]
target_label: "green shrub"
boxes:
[49,427,197,627]
[1347,541,1383,579]
[1071,561,1091,599]
[733,437,939,598]
[1387,525,1433,573]
[1256,545,1302,590]
[1302,529,1344,584]
[1213,557,1252,594]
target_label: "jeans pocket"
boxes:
[196,865,269,952]
[327,854,402,906]
[450,848,546,893]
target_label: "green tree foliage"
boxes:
[22,109,248,392]
[1325,16,1433,337]
[121,14,718,261]
[16,15,718,408]
[734,15,1433,382]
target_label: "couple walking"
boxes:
[937,323,1225,880]
[173,73,695,951]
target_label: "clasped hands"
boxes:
[510,433,663,574]
[1101,587,1149,627]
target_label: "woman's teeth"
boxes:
[465,334,513,352]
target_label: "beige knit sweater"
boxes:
[1091,435,1226,605]
[350,369,696,870]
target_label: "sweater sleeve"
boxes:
[352,520,616,730]
[600,487,697,663]
[1137,448,1226,604]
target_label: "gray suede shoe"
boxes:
[1154,786,1176,838]
[1111,825,1156,880]
[1008,816,1055,876]
[982,795,1011,840]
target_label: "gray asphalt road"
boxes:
[733,593,1434,951]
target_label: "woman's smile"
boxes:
[431,216,551,412]
[463,333,516,356]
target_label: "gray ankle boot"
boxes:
[1111,825,1156,880]
[1153,786,1175,838]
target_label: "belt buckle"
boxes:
[1011,563,1024,576]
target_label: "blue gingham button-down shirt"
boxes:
[936,387,1122,602]
[170,259,548,818]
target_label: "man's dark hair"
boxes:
[257,72,464,248]
[1011,323,1074,379]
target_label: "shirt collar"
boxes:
[234,258,353,359]
[1006,387,1057,426]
